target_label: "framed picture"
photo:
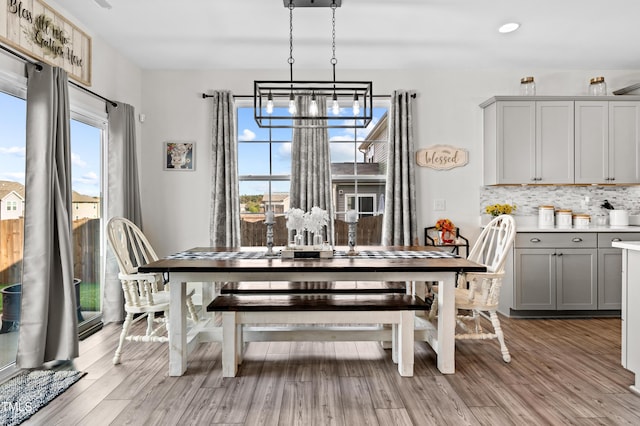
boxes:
[164,142,195,171]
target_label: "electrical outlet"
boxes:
[434,199,446,211]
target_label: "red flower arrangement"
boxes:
[435,218,455,244]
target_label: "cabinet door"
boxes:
[598,248,622,309]
[556,249,597,310]
[515,248,555,310]
[575,101,608,183]
[609,101,640,184]
[536,101,574,183]
[497,101,535,184]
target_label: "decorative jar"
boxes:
[589,76,607,96]
[520,76,536,96]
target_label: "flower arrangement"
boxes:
[286,208,306,233]
[485,203,516,217]
[305,206,329,235]
[435,218,455,233]
[435,218,455,244]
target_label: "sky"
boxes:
[0,91,102,197]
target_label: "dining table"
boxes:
[138,246,487,377]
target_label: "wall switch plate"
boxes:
[434,199,446,211]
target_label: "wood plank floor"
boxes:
[23,315,640,425]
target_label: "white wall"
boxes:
[140,68,640,255]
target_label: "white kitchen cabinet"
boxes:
[482,96,640,185]
[575,100,640,184]
[483,99,574,184]
[514,233,597,310]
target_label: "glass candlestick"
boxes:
[347,220,358,255]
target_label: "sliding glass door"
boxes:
[0,87,107,376]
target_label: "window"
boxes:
[237,98,389,245]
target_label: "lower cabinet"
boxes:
[512,231,640,314]
[515,247,597,310]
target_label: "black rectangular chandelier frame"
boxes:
[254,80,373,129]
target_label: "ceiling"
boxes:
[53,0,640,71]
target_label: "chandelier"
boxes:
[254,0,373,129]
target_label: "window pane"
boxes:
[0,91,26,370]
[70,119,103,333]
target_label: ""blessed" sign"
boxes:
[416,145,468,170]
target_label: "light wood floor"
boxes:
[24,315,640,425]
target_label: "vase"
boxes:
[294,232,304,247]
[440,230,454,244]
[313,233,323,249]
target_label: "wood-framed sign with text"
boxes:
[1,0,92,85]
[416,144,468,170]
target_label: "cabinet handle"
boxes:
[612,238,622,242]
[557,252,563,256]
[610,177,616,181]
[572,237,583,243]
[530,238,541,243]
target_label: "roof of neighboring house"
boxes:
[261,192,289,203]
[358,112,388,152]
[72,191,100,203]
[0,181,99,203]
[0,180,25,199]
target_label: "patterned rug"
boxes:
[0,370,86,425]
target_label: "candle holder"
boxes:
[264,219,277,257]
[347,220,358,256]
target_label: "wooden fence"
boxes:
[240,215,383,247]
[2,215,384,283]
[0,218,100,285]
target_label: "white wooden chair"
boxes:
[430,214,516,362]
[107,216,198,364]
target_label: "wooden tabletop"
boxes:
[139,246,487,274]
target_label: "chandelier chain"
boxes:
[288,1,295,82]
[330,2,337,67]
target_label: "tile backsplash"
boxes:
[480,186,640,217]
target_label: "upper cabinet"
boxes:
[575,101,640,184]
[482,96,640,185]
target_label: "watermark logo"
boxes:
[2,400,35,415]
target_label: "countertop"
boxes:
[516,226,640,233]
[612,241,640,250]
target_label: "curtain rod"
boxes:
[1,43,118,108]
[202,93,412,99]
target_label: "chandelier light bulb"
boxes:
[332,93,340,115]
[288,93,296,114]
[310,93,319,116]
[266,92,274,114]
[352,93,360,115]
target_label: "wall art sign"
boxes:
[1,0,92,85]
[165,142,195,171]
[416,144,468,170]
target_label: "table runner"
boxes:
[165,249,459,260]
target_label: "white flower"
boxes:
[286,208,306,232]
[305,206,329,234]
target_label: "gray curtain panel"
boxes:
[17,63,78,368]
[103,102,142,323]
[290,95,335,244]
[209,90,241,247]
[382,90,418,246]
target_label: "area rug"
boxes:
[0,369,86,425]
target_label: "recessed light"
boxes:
[498,22,520,33]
